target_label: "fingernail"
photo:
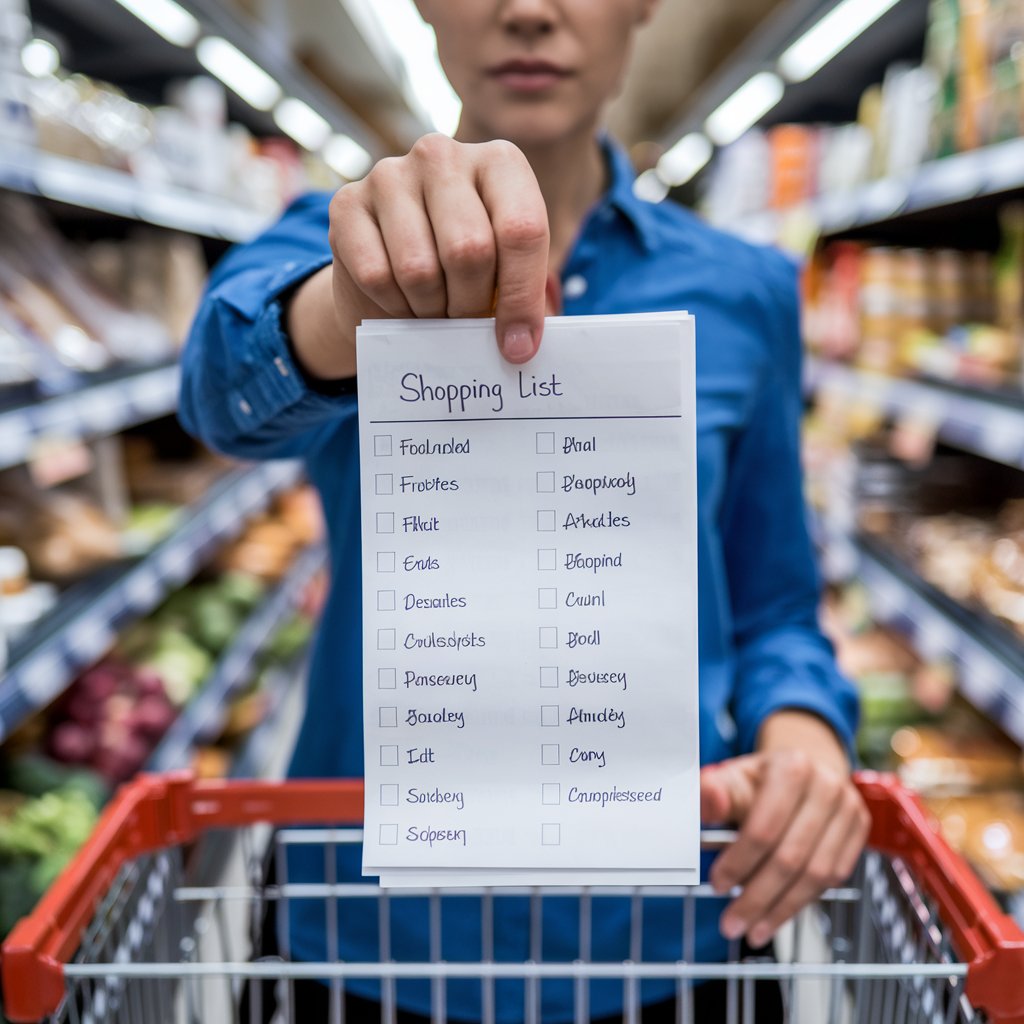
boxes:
[748,924,772,948]
[720,914,746,941]
[502,324,534,361]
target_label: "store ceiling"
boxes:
[287,0,789,157]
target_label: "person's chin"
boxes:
[481,107,590,149]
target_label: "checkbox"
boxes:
[538,587,557,610]
[541,743,560,766]
[541,705,560,727]
[375,473,394,496]
[377,552,396,573]
[380,745,399,767]
[540,666,559,688]
[374,435,393,457]
[537,510,556,532]
[376,512,395,534]
[536,432,556,455]
[542,823,561,846]
[542,783,561,805]
[379,706,398,728]
[378,668,397,690]
[539,627,558,650]
[379,823,399,845]
[537,549,557,571]
[377,590,396,611]
[377,628,396,651]
[536,471,555,493]
[380,784,400,806]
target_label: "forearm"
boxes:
[756,709,851,776]
[286,264,357,381]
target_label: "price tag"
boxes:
[0,414,30,466]
[916,614,957,660]
[79,387,126,433]
[19,648,68,705]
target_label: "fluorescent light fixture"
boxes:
[21,38,59,77]
[274,97,332,150]
[341,0,461,135]
[196,36,281,111]
[324,133,373,179]
[779,0,902,82]
[705,72,784,146]
[657,132,713,187]
[112,0,200,48]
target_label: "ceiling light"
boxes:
[196,36,281,111]
[779,0,902,83]
[21,38,59,77]
[112,0,200,48]
[341,0,461,135]
[324,134,373,179]
[705,72,784,147]
[274,97,332,151]
[633,168,670,204]
[657,133,713,187]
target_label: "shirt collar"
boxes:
[599,133,662,253]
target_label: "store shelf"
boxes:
[805,356,1024,470]
[727,137,1024,244]
[0,459,303,743]
[0,361,181,472]
[824,530,1024,747]
[147,542,325,772]
[0,143,271,242]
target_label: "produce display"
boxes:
[803,207,1024,388]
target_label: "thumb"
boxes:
[699,756,761,826]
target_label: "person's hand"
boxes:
[700,712,871,948]
[288,133,551,381]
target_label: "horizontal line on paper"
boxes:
[369,415,683,424]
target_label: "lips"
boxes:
[488,59,571,93]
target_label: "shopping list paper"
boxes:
[357,313,699,887]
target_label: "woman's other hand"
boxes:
[700,711,871,948]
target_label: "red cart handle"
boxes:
[3,771,1024,1023]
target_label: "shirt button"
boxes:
[274,357,290,377]
[564,275,588,300]
[238,399,253,415]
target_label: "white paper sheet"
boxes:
[356,313,699,887]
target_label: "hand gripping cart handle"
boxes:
[2,770,1024,1024]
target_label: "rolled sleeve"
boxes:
[722,252,859,758]
[179,192,353,461]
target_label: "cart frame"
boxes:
[2,770,1024,1023]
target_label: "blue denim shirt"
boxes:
[180,138,858,1023]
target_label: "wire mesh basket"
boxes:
[3,771,1023,1024]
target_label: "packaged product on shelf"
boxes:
[0,474,122,583]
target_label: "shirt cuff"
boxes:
[733,670,859,764]
[222,256,354,436]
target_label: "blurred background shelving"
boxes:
[0,0,1022,961]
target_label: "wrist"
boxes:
[285,264,357,381]
[756,710,851,776]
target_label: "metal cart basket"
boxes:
[2,771,1023,1024]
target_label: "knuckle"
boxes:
[444,234,495,271]
[394,255,440,290]
[412,132,452,161]
[773,847,804,877]
[495,213,549,251]
[742,826,772,856]
[780,749,812,784]
[368,156,404,188]
[484,138,525,164]
[352,261,392,295]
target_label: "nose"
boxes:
[498,0,558,41]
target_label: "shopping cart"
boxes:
[2,771,1023,1024]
